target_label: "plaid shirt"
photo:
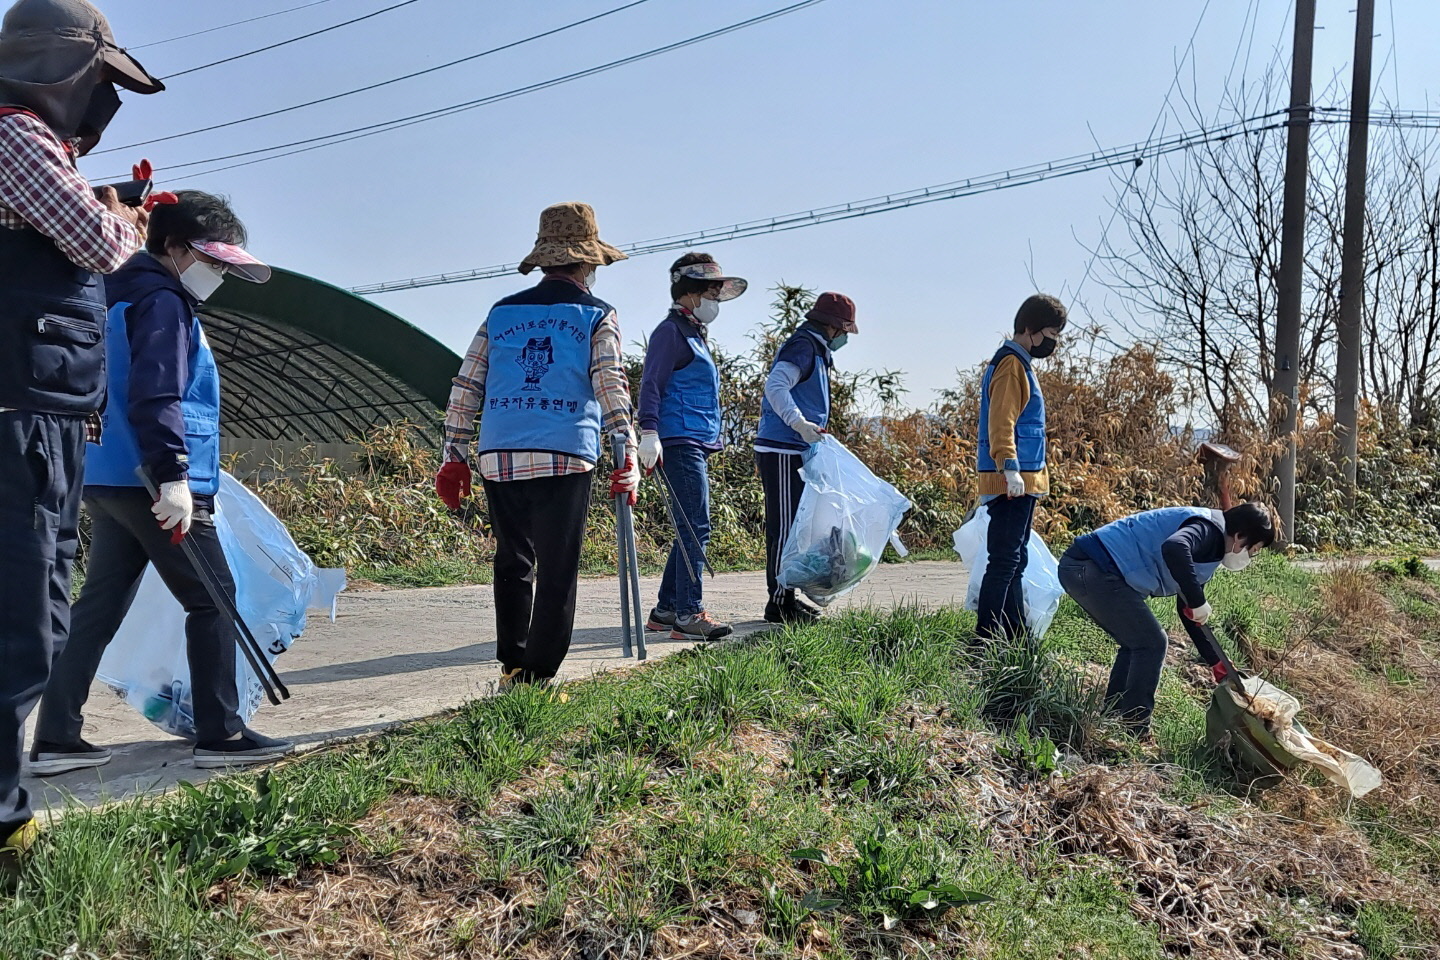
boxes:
[444,292,636,483]
[0,111,137,438]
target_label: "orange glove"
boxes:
[436,460,472,510]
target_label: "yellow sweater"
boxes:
[976,353,1050,498]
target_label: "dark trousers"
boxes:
[0,411,84,834]
[655,444,712,617]
[35,490,242,746]
[757,450,806,605]
[976,495,1036,642]
[484,472,592,681]
[1057,550,1168,732]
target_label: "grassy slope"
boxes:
[4,559,1438,959]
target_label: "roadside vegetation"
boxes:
[6,556,1438,958]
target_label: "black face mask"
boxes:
[1029,335,1058,359]
[73,82,121,155]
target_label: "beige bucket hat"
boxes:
[518,201,627,275]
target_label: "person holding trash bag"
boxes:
[30,191,293,775]
[637,253,746,641]
[1057,502,1277,736]
[974,293,1068,645]
[437,202,639,687]
[0,0,163,860]
[754,291,858,624]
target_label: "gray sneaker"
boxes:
[193,728,294,769]
[670,611,733,641]
[646,607,676,632]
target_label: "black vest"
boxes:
[0,222,107,414]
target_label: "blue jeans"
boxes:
[976,495,1036,642]
[656,443,712,617]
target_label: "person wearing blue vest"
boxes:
[755,291,859,624]
[437,202,639,688]
[637,253,747,642]
[0,0,163,866]
[29,191,294,776]
[1059,502,1277,735]
[974,293,1068,645]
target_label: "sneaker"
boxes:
[764,597,821,625]
[28,738,112,776]
[645,608,677,632]
[670,611,733,641]
[193,728,294,769]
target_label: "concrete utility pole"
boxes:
[1335,0,1377,494]
[1272,0,1317,546]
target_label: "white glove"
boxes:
[152,480,193,535]
[1185,602,1213,625]
[793,419,825,444]
[1004,469,1025,498]
[638,430,663,472]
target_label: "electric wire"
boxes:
[95,0,828,182]
[130,1,339,50]
[349,111,1293,296]
[94,0,654,156]
[161,0,422,80]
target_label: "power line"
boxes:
[100,0,828,183]
[161,0,422,80]
[94,0,654,156]
[130,1,339,50]
[350,112,1292,296]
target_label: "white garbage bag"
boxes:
[96,471,346,738]
[952,506,1063,637]
[777,436,911,606]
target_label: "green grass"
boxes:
[5,561,1437,958]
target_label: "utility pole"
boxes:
[1272,0,1317,546]
[1335,0,1377,494]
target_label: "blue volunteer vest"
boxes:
[477,300,605,463]
[656,316,721,446]
[86,299,222,495]
[976,341,1046,473]
[1093,506,1225,598]
[757,327,832,451]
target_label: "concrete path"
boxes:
[23,561,974,815]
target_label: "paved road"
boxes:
[23,561,975,814]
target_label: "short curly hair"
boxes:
[145,190,248,256]
[669,252,724,302]
[1013,293,1068,335]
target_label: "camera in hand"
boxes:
[93,178,153,208]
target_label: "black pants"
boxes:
[35,490,242,746]
[1057,548,1168,732]
[0,411,85,835]
[484,472,592,681]
[976,495,1036,642]
[757,451,806,605]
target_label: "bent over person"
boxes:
[437,202,639,687]
[0,0,162,864]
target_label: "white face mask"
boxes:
[173,255,226,302]
[693,298,720,324]
[1221,549,1253,572]
[583,269,597,290]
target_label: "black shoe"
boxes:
[193,728,294,769]
[764,598,821,625]
[28,738,112,776]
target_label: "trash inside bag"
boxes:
[1205,675,1382,798]
[777,436,910,606]
[97,471,347,738]
[952,507,1064,637]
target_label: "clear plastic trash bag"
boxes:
[96,471,346,737]
[777,435,911,606]
[952,505,1063,637]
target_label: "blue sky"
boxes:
[84,0,1438,406]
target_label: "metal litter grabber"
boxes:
[652,459,715,581]
[612,436,647,660]
[137,467,289,705]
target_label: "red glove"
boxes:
[1212,661,1229,684]
[610,455,639,506]
[131,159,178,211]
[436,460,472,510]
